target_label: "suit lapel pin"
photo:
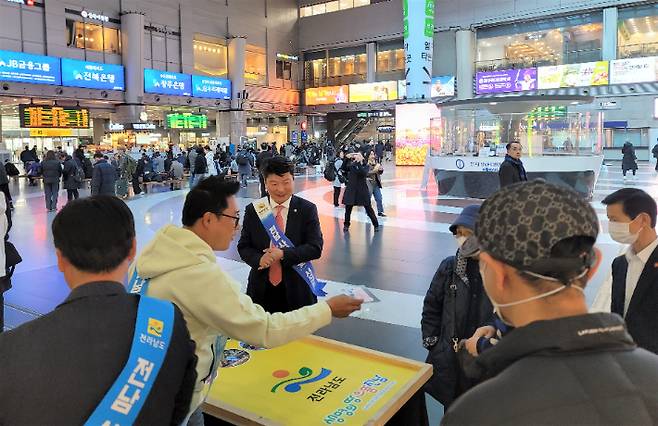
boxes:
[654,262,658,268]
[293,209,297,213]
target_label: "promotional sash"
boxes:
[252,197,327,297]
[85,294,174,426]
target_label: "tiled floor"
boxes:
[3,160,655,423]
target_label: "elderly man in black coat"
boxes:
[342,152,380,232]
[498,142,528,188]
[91,153,117,196]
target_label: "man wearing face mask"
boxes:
[442,180,658,426]
[602,188,658,354]
[421,205,495,408]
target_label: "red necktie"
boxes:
[269,205,284,286]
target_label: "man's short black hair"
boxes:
[52,196,135,273]
[93,152,103,159]
[506,142,521,151]
[182,176,240,226]
[261,156,294,179]
[602,188,657,227]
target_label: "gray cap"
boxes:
[475,180,599,275]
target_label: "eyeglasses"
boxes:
[217,213,240,228]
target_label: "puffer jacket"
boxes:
[421,254,493,407]
[41,159,62,184]
[442,313,658,425]
[91,160,116,196]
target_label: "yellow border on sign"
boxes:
[202,335,432,426]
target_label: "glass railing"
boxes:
[619,42,658,59]
[475,49,602,72]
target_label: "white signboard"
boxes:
[610,57,658,85]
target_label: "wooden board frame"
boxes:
[202,335,432,426]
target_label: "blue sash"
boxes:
[252,197,327,297]
[85,294,174,425]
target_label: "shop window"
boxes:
[304,54,327,87]
[193,38,228,77]
[245,46,267,86]
[618,4,658,59]
[300,6,312,17]
[476,14,602,71]
[300,0,373,18]
[325,1,339,12]
[276,60,293,80]
[312,3,326,15]
[66,19,121,54]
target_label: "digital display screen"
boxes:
[349,81,398,102]
[61,58,125,91]
[305,85,349,105]
[395,103,441,166]
[191,75,231,99]
[144,69,192,96]
[538,61,609,89]
[166,113,208,129]
[19,105,90,128]
[610,57,658,85]
[476,68,537,94]
[0,49,61,85]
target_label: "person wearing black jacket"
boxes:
[622,140,638,182]
[41,150,63,212]
[191,147,207,188]
[91,153,117,196]
[256,143,274,197]
[342,152,380,232]
[0,196,197,425]
[653,140,658,172]
[62,154,81,203]
[498,142,527,188]
[422,205,493,408]
[442,181,658,426]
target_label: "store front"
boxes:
[326,110,395,146]
[246,113,290,149]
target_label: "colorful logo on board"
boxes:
[271,367,332,393]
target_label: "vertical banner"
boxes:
[403,0,434,100]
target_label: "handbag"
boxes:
[5,240,22,270]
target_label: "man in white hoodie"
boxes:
[130,176,363,425]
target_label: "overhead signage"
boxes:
[166,113,208,129]
[599,101,620,110]
[29,128,74,137]
[19,105,89,128]
[131,123,157,131]
[357,111,393,118]
[144,69,192,96]
[305,85,348,105]
[61,58,124,91]
[191,75,231,99]
[378,125,395,133]
[107,122,125,131]
[526,106,567,120]
[0,50,61,85]
[6,0,34,5]
[276,53,299,62]
[476,68,538,94]
[81,10,110,22]
[538,61,609,89]
[402,0,434,100]
[349,81,398,103]
[610,57,658,85]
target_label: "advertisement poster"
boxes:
[192,75,231,99]
[403,0,434,99]
[61,58,125,91]
[206,337,429,426]
[610,57,658,85]
[476,68,537,94]
[399,76,455,99]
[0,50,61,85]
[349,81,398,103]
[305,85,349,105]
[144,69,192,96]
[395,103,440,166]
[538,61,609,89]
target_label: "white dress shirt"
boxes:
[269,196,291,232]
[623,237,658,316]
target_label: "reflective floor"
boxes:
[3,160,654,423]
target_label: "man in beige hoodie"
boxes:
[130,176,362,425]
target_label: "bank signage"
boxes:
[476,68,537,94]
[144,69,192,96]
[610,57,658,85]
[0,50,61,85]
[61,58,124,90]
[191,75,231,99]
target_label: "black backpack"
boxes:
[323,160,336,182]
[4,163,19,177]
[237,154,249,166]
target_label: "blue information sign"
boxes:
[61,58,124,91]
[192,75,231,99]
[0,50,61,85]
[144,69,192,96]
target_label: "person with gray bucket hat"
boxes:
[421,204,495,408]
[442,180,658,426]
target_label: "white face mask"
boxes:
[608,220,640,245]
[455,236,468,248]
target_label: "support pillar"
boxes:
[602,8,619,61]
[456,29,476,100]
[116,12,146,124]
[366,42,377,83]
[93,118,107,145]
[228,37,247,147]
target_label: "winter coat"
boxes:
[422,255,494,407]
[367,163,383,189]
[62,158,81,190]
[205,152,217,176]
[237,152,253,176]
[342,160,371,206]
[0,162,9,186]
[652,144,658,159]
[498,155,528,188]
[193,154,207,175]
[188,149,198,171]
[152,156,165,174]
[442,313,658,426]
[622,142,638,171]
[91,160,116,196]
[41,159,63,184]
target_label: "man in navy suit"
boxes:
[238,156,324,313]
[603,188,658,354]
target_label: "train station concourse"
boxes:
[1,0,658,425]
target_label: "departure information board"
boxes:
[166,113,208,129]
[19,105,90,128]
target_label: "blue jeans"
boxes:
[372,185,384,214]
